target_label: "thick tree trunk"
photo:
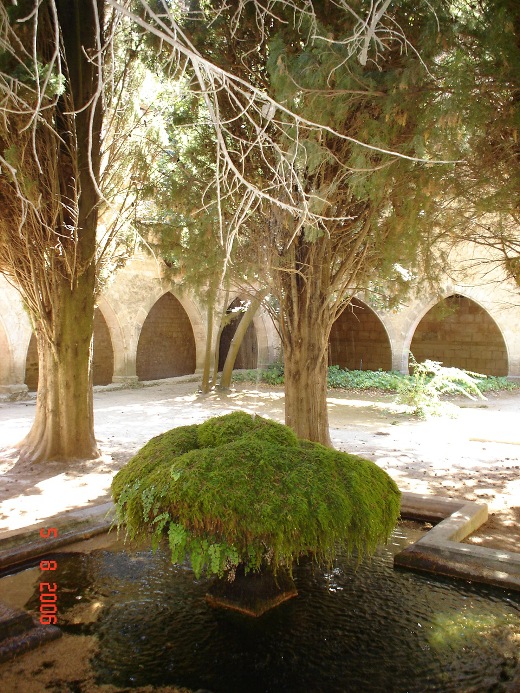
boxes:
[15,0,104,463]
[271,212,338,448]
[283,324,331,446]
[211,290,230,388]
[20,278,98,462]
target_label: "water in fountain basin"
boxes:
[4,523,520,693]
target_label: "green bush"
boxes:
[232,362,285,386]
[112,412,400,580]
[473,375,518,393]
[232,363,518,396]
[326,365,407,391]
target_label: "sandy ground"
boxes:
[0,378,519,551]
[0,379,519,691]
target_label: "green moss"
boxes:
[111,412,400,579]
[197,410,298,448]
[111,423,200,501]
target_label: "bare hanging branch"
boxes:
[106,0,457,236]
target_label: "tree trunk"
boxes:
[219,290,267,389]
[283,324,331,447]
[15,0,104,463]
[201,297,215,393]
[211,288,230,388]
[271,212,336,448]
[20,277,98,462]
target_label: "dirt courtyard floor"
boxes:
[0,377,519,552]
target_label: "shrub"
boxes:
[232,363,518,398]
[396,356,486,417]
[112,412,400,580]
[326,365,406,391]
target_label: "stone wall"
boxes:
[2,244,520,394]
[329,299,392,371]
[24,309,115,391]
[410,295,508,376]
[136,292,196,380]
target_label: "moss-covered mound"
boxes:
[111,412,400,579]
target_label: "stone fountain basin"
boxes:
[1,491,519,592]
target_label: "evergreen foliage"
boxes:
[158,0,472,444]
[430,0,520,282]
[130,1,520,443]
[112,412,401,579]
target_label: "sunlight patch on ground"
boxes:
[503,478,520,504]
[326,396,401,412]
[459,409,520,446]
[387,471,432,495]
[202,389,285,403]
[0,419,31,447]
[0,471,112,532]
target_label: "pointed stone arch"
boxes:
[409,294,508,376]
[329,298,392,371]
[92,308,115,385]
[96,295,127,382]
[218,297,259,371]
[24,333,38,391]
[136,291,196,381]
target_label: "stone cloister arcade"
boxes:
[1,251,520,396]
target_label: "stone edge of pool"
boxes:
[0,494,519,592]
[397,492,520,592]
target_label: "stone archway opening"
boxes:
[25,334,38,391]
[92,309,115,385]
[218,298,258,371]
[24,309,115,391]
[136,292,196,381]
[410,294,508,376]
[329,298,392,371]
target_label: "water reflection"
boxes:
[10,525,520,692]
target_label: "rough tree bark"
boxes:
[269,206,372,447]
[273,227,335,447]
[0,0,105,463]
[24,275,98,462]
[21,0,104,463]
[283,323,332,447]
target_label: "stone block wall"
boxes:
[329,299,392,371]
[136,292,196,380]
[3,243,520,394]
[409,295,508,376]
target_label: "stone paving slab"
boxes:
[0,502,114,573]
[0,602,62,663]
[397,492,520,591]
[0,621,61,663]
[0,603,33,640]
